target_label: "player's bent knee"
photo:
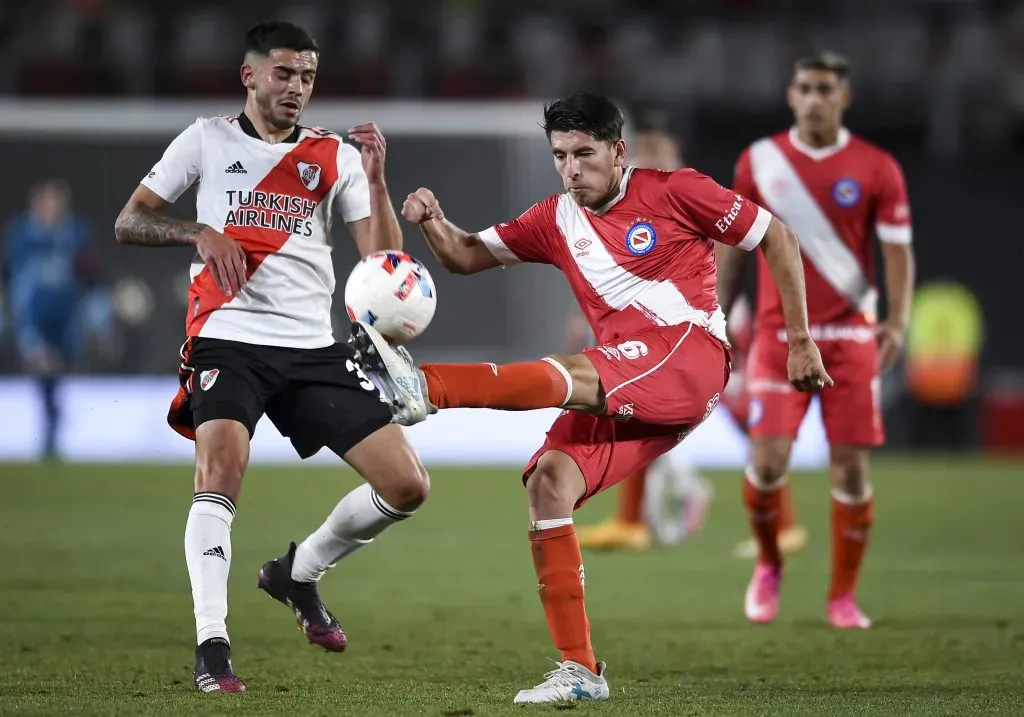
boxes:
[344,424,430,511]
[382,461,430,512]
[547,353,603,412]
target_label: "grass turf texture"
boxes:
[1,456,1022,715]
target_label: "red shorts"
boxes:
[747,327,883,446]
[523,323,730,506]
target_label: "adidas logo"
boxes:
[225,161,247,174]
[203,545,227,560]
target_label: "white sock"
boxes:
[184,492,235,646]
[291,483,414,582]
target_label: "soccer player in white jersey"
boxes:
[114,22,429,693]
[350,92,832,704]
[718,52,916,629]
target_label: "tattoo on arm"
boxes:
[115,205,205,247]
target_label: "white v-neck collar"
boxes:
[788,126,850,160]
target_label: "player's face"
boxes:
[788,69,849,137]
[550,131,627,209]
[242,49,319,130]
[632,131,683,171]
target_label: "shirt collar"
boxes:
[788,126,850,160]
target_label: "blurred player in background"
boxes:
[356,92,831,704]
[573,107,807,553]
[1,179,100,460]
[115,21,429,693]
[719,52,916,629]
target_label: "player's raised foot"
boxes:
[513,660,609,704]
[257,542,348,652]
[192,638,247,693]
[827,593,872,629]
[577,517,652,551]
[348,320,433,426]
[732,524,809,559]
[744,562,782,624]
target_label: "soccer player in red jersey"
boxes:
[352,92,831,704]
[719,52,916,629]
[573,110,808,553]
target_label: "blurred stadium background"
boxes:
[1,3,1023,714]
[0,0,1021,463]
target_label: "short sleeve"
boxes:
[140,120,203,203]
[334,142,371,223]
[668,168,772,252]
[732,148,759,203]
[874,154,912,244]
[477,196,558,266]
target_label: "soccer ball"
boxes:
[344,250,437,343]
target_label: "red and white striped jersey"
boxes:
[479,166,772,345]
[734,127,912,331]
[141,114,370,348]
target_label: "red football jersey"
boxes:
[734,128,912,331]
[478,167,772,345]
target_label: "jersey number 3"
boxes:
[346,359,376,392]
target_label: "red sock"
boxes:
[829,492,874,600]
[529,521,597,673]
[743,471,783,567]
[616,471,646,525]
[421,360,569,411]
[779,481,796,532]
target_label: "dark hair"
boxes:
[245,21,319,57]
[794,51,850,80]
[542,92,625,143]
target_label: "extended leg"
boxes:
[349,320,602,424]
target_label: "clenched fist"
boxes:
[402,187,445,224]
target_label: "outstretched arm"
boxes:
[401,188,500,275]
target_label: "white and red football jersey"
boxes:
[478,166,772,345]
[141,114,370,348]
[734,127,912,331]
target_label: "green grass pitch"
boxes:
[1,456,1022,715]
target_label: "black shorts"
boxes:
[167,336,392,459]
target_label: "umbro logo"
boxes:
[203,545,226,560]
[225,161,247,174]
